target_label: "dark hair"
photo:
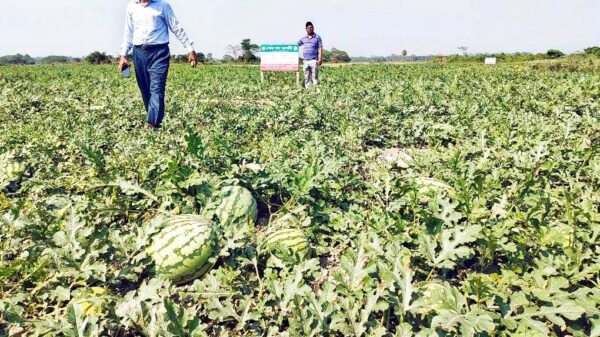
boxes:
[306,21,314,28]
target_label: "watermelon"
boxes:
[213,186,257,229]
[146,215,219,284]
[414,177,456,200]
[261,227,310,261]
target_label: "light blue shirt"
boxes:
[120,0,194,56]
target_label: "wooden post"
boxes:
[296,71,300,87]
[260,71,264,84]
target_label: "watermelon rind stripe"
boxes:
[213,186,257,228]
[147,224,209,257]
[146,215,219,284]
[147,215,211,255]
[261,226,310,259]
[156,225,211,258]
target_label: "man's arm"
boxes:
[318,48,323,65]
[318,37,323,65]
[163,2,197,65]
[118,6,133,71]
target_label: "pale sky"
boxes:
[0,0,598,58]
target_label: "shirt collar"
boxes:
[135,0,156,3]
[306,33,317,39]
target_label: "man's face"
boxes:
[306,25,314,36]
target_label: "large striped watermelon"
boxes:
[213,186,257,229]
[146,215,219,284]
[261,227,310,261]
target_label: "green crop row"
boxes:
[0,64,599,336]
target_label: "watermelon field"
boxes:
[1,63,599,336]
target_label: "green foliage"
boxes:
[329,47,351,63]
[240,39,259,63]
[322,48,351,63]
[323,49,332,62]
[547,49,565,59]
[171,54,188,63]
[172,53,206,64]
[40,55,74,64]
[584,46,600,57]
[531,55,600,73]
[445,52,550,63]
[85,51,112,65]
[0,54,36,65]
[1,63,599,336]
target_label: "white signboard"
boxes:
[485,57,497,65]
[260,44,299,72]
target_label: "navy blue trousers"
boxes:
[133,44,170,128]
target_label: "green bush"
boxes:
[584,46,600,57]
[546,49,565,59]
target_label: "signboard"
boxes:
[485,57,497,65]
[260,44,299,72]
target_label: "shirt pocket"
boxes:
[150,11,164,30]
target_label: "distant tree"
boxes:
[240,39,259,63]
[546,49,565,59]
[322,49,332,62]
[171,54,188,63]
[330,48,351,63]
[206,53,213,61]
[171,53,205,63]
[85,51,111,64]
[197,52,206,63]
[584,46,600,57]
[0,54,36,65]
[222,54,234,62]
[225,45,241,59]
[242,51,257,62]
[458,46,469,56]
[402,50,408,57]
[41,56,71,64]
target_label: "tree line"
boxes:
[0,38,353,66]
[0,54,82,65]
[435,47,600,63]
[3,45,598,66]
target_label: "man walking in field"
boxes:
[298,22,323,88]
[118,0,197,129]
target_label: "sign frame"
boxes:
[260,44,300,86]
[484,57,497,66]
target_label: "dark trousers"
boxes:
[133,44,170,127]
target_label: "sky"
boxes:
[0,0,598,58]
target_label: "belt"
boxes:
[134,43,169,50]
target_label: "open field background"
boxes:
[1,63,600,336]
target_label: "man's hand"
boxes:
[318,59,323,66]
[118,56,130,71]
[188,51,198,67]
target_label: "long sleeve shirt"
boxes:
[120,0,194,56]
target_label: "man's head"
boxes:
[305,22,314,35]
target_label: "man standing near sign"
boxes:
[118,0,197,129]
[298,22,323,88]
